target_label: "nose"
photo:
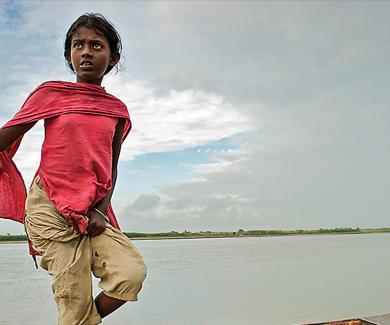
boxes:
[81,45,92,57]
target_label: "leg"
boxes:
[95,291,127,318]
[25,175,102,325]
[91,224,147,313]
[44,236,101,325]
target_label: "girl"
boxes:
[0,13,147,325]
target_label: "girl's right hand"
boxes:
[86,210,107,236]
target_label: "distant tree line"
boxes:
[0,233,27,242]
[1,227,390,242]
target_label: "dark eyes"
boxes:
[72,42,102,49]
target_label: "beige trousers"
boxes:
[24,175,147,325]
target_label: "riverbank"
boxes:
[1,227,390,243]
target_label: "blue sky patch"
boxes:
[3,1,23,26]
[116,138,238,201]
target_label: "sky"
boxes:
[0,0,389,234]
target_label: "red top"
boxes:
[0,81,131,234]
[37,113,119,233]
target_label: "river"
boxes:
[1,234,390,325]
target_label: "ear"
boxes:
[109,52,120,67]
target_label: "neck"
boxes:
[76,76,103,86]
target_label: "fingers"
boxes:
[88,221,106,236]
[86,212,107,236]
[88,225,106,236]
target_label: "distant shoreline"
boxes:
[1,227,390,243]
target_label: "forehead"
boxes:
[71,26,107,42]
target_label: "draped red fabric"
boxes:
[0,81,131,233]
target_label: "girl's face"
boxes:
[67,26,119,85]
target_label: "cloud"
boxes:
[130,193,161,213]
[121,189,260,232]
[106,77,254,160]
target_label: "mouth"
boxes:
[79,61,94,69]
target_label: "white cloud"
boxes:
[106,77,255,160]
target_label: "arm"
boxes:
[0,122,36,152]
[86,118,125,236]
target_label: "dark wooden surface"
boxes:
[361,314,390,325]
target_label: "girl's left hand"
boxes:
[86,210,107,236]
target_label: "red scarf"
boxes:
[0,81,131,230]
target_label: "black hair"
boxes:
[64,13,122,74]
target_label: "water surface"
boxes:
[1,234,390,325]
